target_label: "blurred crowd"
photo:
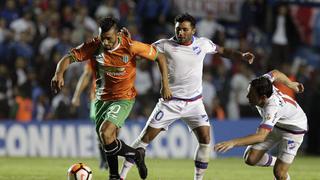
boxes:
[0,0,319,153]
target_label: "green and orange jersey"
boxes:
[70,35,158,101]
[84,62,96,101]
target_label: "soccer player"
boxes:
[214,70,307,180]
[120,13,255,180]
[51,17,172,180]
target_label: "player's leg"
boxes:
[243,146,276,167]
[182,99,211,180]
[193,126,211,180]
[120,99,179,179]
[120,126,162,179]
[90,100,109,170]
[273,159,291,180]
[95,100,147,179]
[273,130,304,180]
[244,130,280,167]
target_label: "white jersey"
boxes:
[256,73,308,133]
[153,36,218,99]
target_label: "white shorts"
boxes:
[251,127,304,164]
[145,98,210,131]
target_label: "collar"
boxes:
[108,36,121,52]
[173,36,194,46]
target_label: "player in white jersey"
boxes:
[215,69,307,180]
[120,13,254,180]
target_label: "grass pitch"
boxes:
[0,156,319,180]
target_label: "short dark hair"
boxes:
[174,13,196,28]
[98,17,119,33]
[250,76,273,98]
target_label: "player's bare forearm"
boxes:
[54,54,73,77]
[271,69,304,93]
[51,54,73,93]
[218,47,254,64]
[72,69,92,106]
[156,53,172,100]
[214,128,270,153]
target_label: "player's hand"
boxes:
[51,74,64,94]
[242,52,255,64]
[288,82,304,93]
[161,86,172,100]
[120,27,131,39]
[214,141,235,153]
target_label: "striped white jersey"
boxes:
[153,36,217,99]
[257,73,308,133]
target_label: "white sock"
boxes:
[119,139,149,179]
[194,143,211,180]
[255,153,276,167]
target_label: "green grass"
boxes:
[0,156,319,180]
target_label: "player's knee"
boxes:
[198,135,210,144]
[243,146,255,166]
[273,168,287,180]
[244,155,258,166]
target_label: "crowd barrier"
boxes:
[0,119,260,158]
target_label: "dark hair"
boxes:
[250,76,273,98]
[175,13,196,28]
[98,17,119,33]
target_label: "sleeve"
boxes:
[152,39,165,53]
[203,38,218,54]
[258,105,280,131]
[130,40,158,61]
[262,71,275,83]
[69,40,97,62]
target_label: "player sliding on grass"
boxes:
[120,13,254,180]
[215,70,307,180]
[51,17,172,180]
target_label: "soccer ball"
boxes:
[67,163,92,180]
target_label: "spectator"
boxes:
[268,3,300,69]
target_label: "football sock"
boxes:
[256,153,276,167]
[120,139,149,179]
[194,143,210,180]
[106,154,119,177]
[103,139,137,160]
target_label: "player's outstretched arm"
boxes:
[214,128,270,153]
[156,52,172,100]
[71,65,92,107]
[270,69,304,93]
[51,54,73,94]
[217,47,254,64]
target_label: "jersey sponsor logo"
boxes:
[122,55,129,63]
[100,66,126,76]
[192,46,201,55]
[287,140,296,150]
[201,115,209,122]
